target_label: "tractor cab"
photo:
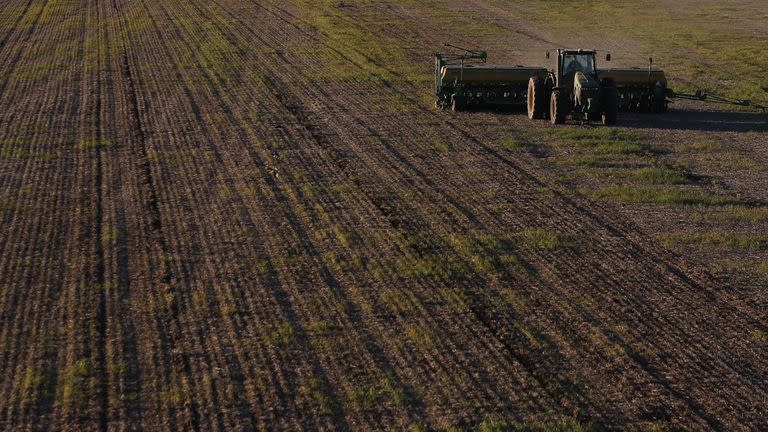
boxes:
[547,49,598,89]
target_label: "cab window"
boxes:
[563,54,595,75]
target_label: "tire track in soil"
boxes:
[110,0,199,429]
[89,0,109,428]
[97,0,146,427]
[105,0,191,429]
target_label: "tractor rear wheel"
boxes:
[549,90,566,124]
[602,85,618,125]
[527,76,546,119]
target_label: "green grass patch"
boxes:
[306,377,341,416]
[0,202,21,214]
[499,137,545,156]
[267,322,296,347]
[561,155,638,169]
[21,366,52,405]
[663,232,768,251]
[541,128,659,155]
[445,230,530,276]
[675,139,724,153]
[0,139,59,160]
[379,289,422,314]
[346,386,378,411]
[580,187,737,205]
[60,359,90,406]
[629,167,690,185]
[296,1,427,86]
[474,417,599,432]
[518,228,573,250]
[541,128,642,141]
[693,205,768,223]
[394,253,471,281]
[404,323,440,350]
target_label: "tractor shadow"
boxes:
[620,109,768,132]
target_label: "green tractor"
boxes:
[527,49,618,125]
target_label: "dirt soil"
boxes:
[0,0,766,431]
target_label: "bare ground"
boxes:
[0,1,766,431]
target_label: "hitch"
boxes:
[667,89,767,113]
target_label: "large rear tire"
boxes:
[527,76,546,119]
[601,86,618,125]
[549,90,566,125]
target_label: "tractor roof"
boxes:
[559,49,597,55]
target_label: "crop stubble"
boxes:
[0,0,766,431]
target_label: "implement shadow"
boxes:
[620,109,768,132]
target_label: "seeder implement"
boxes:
[603,57,767,113]
[434,44,546,111]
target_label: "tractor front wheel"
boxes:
[549,90,566,125]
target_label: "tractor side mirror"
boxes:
[546,51,550,59]
[605,53,611,61]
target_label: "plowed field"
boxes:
[1,0,766,430]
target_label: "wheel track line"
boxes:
[108,0,191,428]
[116,4,281,429]
[98,0,145,427]
[90,0,109,428]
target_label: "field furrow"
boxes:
[0,0,766,430]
